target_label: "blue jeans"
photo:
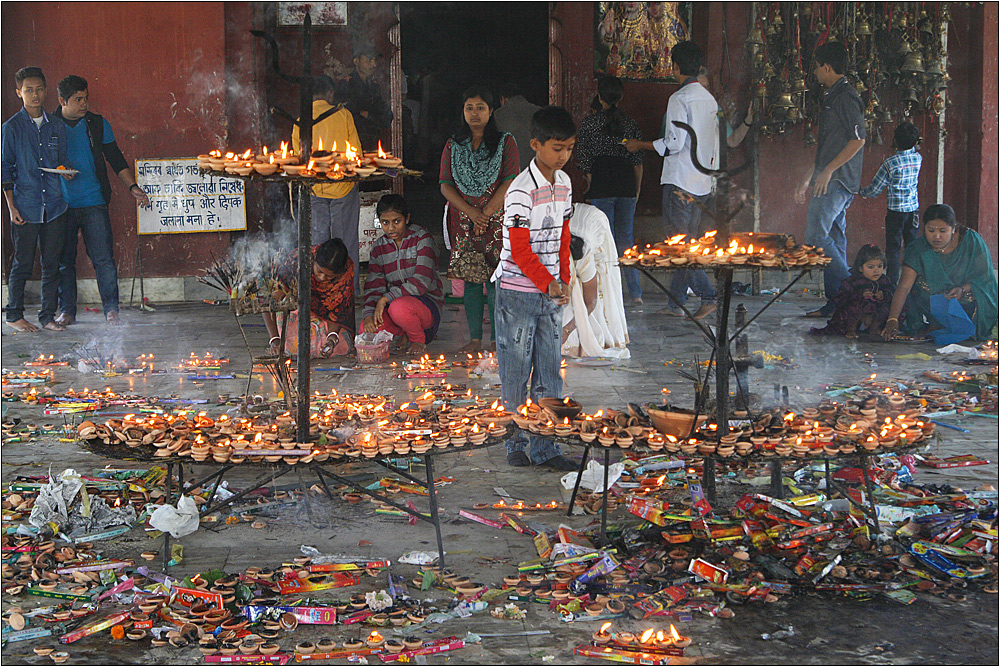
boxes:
[662,184,715,307]
[495,287,564,464]
[311,187,361,294]
[7,215,66,325]
[804,181,853,314]
[591,197,641,300]
[58,205,119,317]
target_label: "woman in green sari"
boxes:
[882,204,998,342]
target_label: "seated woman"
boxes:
[561,203,630,359]
[362,194,444,355]
[882,204,998,343]
[264,238,354,358]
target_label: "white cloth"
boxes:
[561,204,630,359]
[651,80,720,196]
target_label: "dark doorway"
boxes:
[398,1,549,252]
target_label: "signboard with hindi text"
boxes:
[359,190,392,262]
[135,158,246,235]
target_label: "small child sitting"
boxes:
[811,244,894,338]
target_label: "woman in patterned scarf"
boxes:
[439,85,520,353]
[265,238,355,358]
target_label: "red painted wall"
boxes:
[1,1,235,278]
[551,2,997,265]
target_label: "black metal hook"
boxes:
[250,29,301,85]
[672,120,753,177]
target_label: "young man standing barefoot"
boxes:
[2,67,73,332]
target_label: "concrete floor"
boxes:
[2,285,998,665]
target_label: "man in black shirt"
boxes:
[795,42,866,318]
[336,44,393,152]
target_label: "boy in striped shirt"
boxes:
[493,106,578,471]
[860,122,922,286]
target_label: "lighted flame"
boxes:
[317,137,323,151]
[640,628,654,644]
[670,625,681,641]
[377,140,388,159]
[599,622,612,635]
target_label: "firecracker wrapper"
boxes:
[59,610,131,644]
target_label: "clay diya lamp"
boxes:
[258,643,280,655]
[403,637,424,651]
[365,630,386,648]
[669,625,692,648]
[606,599,626,614]
[295,641,316,655]
[384,639,406,654]
[614,631,635,645]
[592,622,613,644]
[342,638,364,651]
[33,646,56,657]
[316,638,337,652]
[49,652,70,664]
[586,602,605,616]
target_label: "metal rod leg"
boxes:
[600,449,610,545]
[770,459,784,499]
[861,455,882,537]
[162,462,173,572]
[312,465,337,500]
[424,455,446,567]
[567,445,591,516]
[703,455,717,504]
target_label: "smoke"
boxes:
[178,49,227,148]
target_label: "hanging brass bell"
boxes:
[746,24,765,46]
[900,87,919,104]
[787,106,801,122]
[881,109,894,124]
[897,39,912,56]
[857,18,872,36]
[924,59,944,78]
[791,75,807,93]
[855,79,867,94]
[775,92,796,108]
[901,51,925,75]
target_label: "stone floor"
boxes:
[2,285,997,665]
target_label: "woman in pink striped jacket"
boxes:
[362,194,444,355]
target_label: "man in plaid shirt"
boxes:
[860,122,922,286]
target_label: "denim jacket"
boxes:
[1,107,69,223]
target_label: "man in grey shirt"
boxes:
[795,42,866,317]
[493,83,540,170]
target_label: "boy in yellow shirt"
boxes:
[292,75,363,294]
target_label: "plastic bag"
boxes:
[149,495,200,538]
[354,330,393,347]
[398,550,441,565]
[560,459,625,493]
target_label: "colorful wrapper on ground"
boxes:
[59,610,130,643]
[241,605,337,624]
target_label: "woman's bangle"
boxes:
[885,318,898,324]
[742,120,752,127]
[130,184,142,192]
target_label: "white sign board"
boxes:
[359,190,392,262]
[135,158,247,235]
